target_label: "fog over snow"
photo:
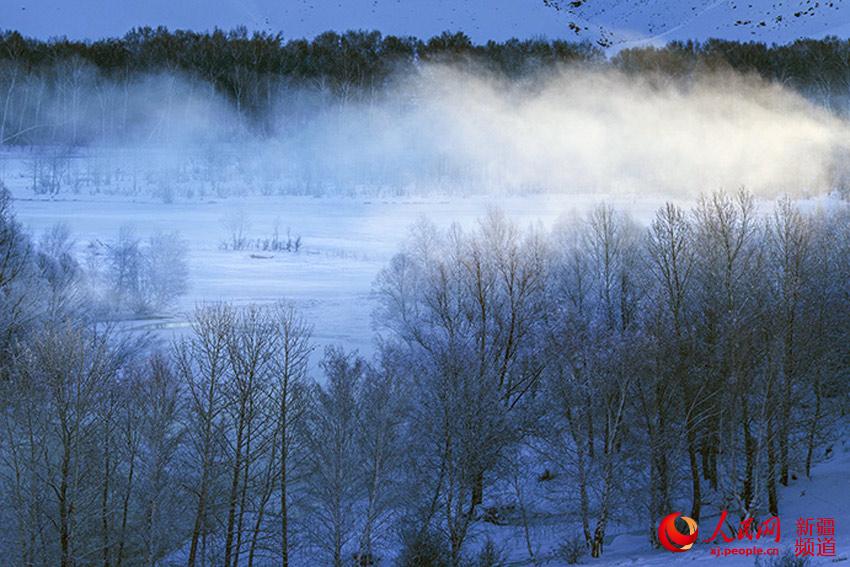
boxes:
[4,55,850,359]
[4,64,849,197]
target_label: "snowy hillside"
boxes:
[460,423,850,566]
[548,0,850,48]
[596,431,850,565]
[5,0,850,46]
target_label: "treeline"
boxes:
[0,28,597,145]
[0,186,849,565]
[3,27,850,144]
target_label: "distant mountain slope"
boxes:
[4,0,850,46]
[546,0,850,48]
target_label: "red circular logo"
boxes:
[658,512,699,552]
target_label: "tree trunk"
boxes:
[767,428,779,516]
[116,445,136,567]
[742,400,756,515]
[280,396,289,567]
[248,440,276,567]
[224,404,246,567]
[188,440,211,567]
[684,396,701,522]
[234,417,253,567]
[591,458,615,558]
[101,425,112,567]
[805,372,822,479]
[59,431,72,567]
[780,327,794,486]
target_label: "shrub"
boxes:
[754,549,811,567]
[472,539,505,567]
[557,534,587,565]
[397,529,450,567]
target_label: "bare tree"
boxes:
[15,323,123,566]
[692,190,765,520]
[543,205,642,557]
[104,226,188,316]
[0,183,37,361]
[375,211,548,563]
[766,198,810,487]
[143,231,189,311]
[223,208,251,251]
[222,305,275,567]
[304,347,362,567]
[176,304,234,567]
[270,301,313,567]
[646,201,698,520]
[138,354,184,567]
[354,346,408,565]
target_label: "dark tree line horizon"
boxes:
[4,27,850,144]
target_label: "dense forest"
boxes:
[3,28,850,145]
[1,181,849,565]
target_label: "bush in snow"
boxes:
[222,207,250,250]
[103,226,188,315]
[28,151,70,196]
[754,549,811,567]
[220,214,303,253]
[556,534,587,565]
[397,529,450,567]
[472,539,506,567]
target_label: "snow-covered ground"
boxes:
[467,431,850,565]
[4,149,848,565]
[6,183,680,360]
[10,188,840,358]
[595,433,850,566]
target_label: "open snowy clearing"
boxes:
[11,189,840,358]
[8,188,679,357]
